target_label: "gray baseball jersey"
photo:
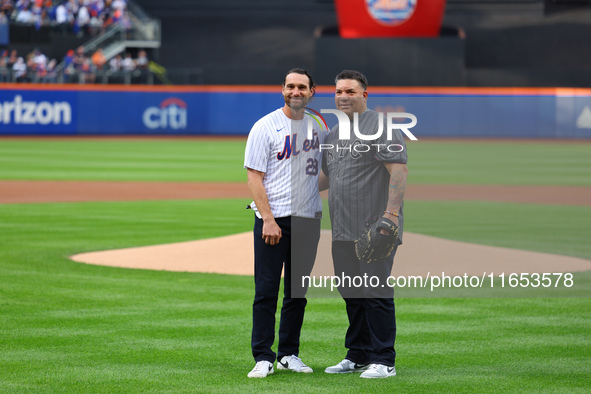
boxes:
[321,109,407,242]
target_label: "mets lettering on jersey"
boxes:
[277,130,321,161]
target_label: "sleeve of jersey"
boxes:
[375,120,408,164]
[244,121,270,172]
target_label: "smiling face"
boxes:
[282,72,313,111]
[335,78,368,119]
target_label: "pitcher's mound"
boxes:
[71,231,591,277]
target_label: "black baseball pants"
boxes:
[331,240,397,367]
[251,216,320,363]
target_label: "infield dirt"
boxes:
[2,180,590,205]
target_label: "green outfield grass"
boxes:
[0,139,248,183]
[405,200,591,260]
[1,139,590,392]
[406,140,591,186]
[0,199,589,392]
[0,139,590,185]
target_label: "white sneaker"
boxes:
[324,359,370,374]
[277,355,313,373]
[359,363,396,378]
[247,360,274,378]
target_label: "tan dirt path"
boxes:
[1,180,590,205]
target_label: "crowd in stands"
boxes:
[0,0,131,36]
[0,48,56,82]
[0,0,157,84]
[62,46,149,83]
[0,45,150,83]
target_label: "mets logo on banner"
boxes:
[365,0,417,26]
[142,97,187,130]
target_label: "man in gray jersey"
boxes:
[320,70,408,379]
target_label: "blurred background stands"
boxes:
[0,0,169,84]
[1,0,591,86]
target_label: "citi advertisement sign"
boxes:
[142,97,188,130]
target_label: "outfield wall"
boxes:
[0,84,590,138]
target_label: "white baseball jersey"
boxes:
[244,108,326,219]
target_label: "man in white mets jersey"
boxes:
[244,68,326,378]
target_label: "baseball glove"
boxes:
[354,217,399,263]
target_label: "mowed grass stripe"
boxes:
[407,140,591,186]
[1,139,590,185]
[0,140,248,182]
[405,200,591,260]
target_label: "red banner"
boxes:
[335,0,446,38]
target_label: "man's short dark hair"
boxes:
[335,70,368,91]
[283,68,316,96]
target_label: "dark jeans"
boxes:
[251,216,320,362]
[332,241,397,367]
